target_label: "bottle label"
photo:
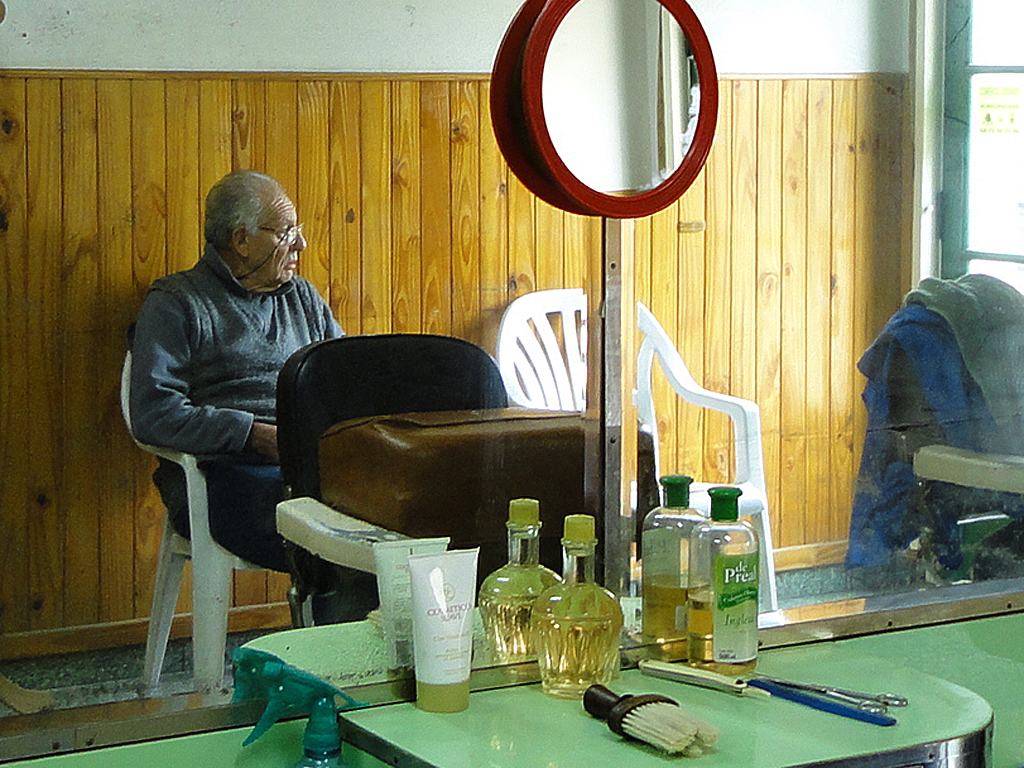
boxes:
[712,553,758,662]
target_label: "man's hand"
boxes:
[245,421,280,463]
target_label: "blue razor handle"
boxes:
[746,679,898,727]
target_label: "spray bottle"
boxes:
[232,647,366,767]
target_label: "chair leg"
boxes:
[142,520,188,690]
[190,548,233,692]
[754,510,780,615]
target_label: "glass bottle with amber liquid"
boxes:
[641,474,705,647]
[478,498,561,664]
[531,514,623,699]
[687,486,759,675]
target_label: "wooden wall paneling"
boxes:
[449,81,482,345]
[297,80,332,298]
[477,81,510,353]
[674,170,707,480]
[535,202,565,290]
[166,80,201,273]
[391,80,422,334]
[328,81,363,334]
[265,81,299,202]
[197,80,233,208]
[632,211,652,315]
[419,81,452,336]
[0,76,30,634]
[232,80,267,173]
[359,81,393,334]
[562,213,595,294]
[702,81,733,486]
[779,79,809,549]
[646,201,679,472]
[755,79,784,545]
[507,170,537,299]
[129,78,170,619]
[830,79,859,544]
[632,211,653,475]
[806,80,835,543]
[60,77,102,628]
[97,78,139,623]
[454,80,482,329]
[730,81,759,406]
[25,77,65,630]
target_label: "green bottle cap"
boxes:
[563,514,596,543]
[508,498,541,527]
[709,486,742,521]
[660,475,693,507]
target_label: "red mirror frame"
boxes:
[490,0,718,219]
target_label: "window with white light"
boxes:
[943,0,1024,279]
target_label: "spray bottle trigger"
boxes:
[231,647,365,747]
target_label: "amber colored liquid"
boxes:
[479,593,537,663]
[533,613,621,699]
[686,591,756,675]
[642,580,689,641]
[479,562,560,664]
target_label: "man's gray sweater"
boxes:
[129,244,342,457]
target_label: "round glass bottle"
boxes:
[478,498,562,664]
[531,514,624,699]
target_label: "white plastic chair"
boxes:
[496,288,587,411]
[634,301,779,616]
[120,352,263,692]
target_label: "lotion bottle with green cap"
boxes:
[479,498,562,664]
[686,486,759,674]
[531,514,623,699]
[641,475,705,645]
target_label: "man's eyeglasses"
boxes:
[258,223,304,248]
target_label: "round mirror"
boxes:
[491,0,718,218]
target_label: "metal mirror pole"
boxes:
[600,217,636,598]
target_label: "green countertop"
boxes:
[342,640,991,768]
[12,612,1024,768]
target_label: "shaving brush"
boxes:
[583,684,720,756]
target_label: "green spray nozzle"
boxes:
[232,647,366,748]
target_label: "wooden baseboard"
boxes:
[0,603,292,661]
[773,540,848,571]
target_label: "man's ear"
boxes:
[230,226,250,257]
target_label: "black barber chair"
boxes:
[276,334,509,625]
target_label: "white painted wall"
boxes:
[0,0,908,75]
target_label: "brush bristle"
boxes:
[621,701,720,756]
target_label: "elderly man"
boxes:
[130,169,341,578]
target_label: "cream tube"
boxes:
[408,548,479,713]
[373,537,451,670]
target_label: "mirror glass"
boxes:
[542,0,696,196]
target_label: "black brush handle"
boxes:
[583,684,625,720]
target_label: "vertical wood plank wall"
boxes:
[0,71,909,650]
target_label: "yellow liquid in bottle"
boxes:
[531,583,623,699]
[686,588,756,675]
[479,565,559,664]
[641,579,689,641]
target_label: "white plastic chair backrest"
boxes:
[634,301,766,491]
[497,288,587,411]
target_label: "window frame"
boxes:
[941,0,1024,278]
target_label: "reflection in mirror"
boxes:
[543,0,696,195]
